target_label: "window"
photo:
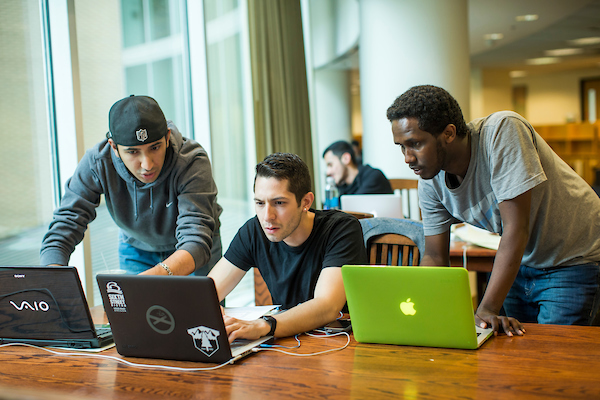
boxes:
[0,2,54,266]
[202,0,256,306]
[0,0,256,307]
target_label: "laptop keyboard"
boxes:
[95,326,112,338]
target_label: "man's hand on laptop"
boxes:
[223,315,271,343]
[475,306,525,337]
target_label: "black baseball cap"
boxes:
[107,95,168,146]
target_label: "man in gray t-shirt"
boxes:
[386,85,600,334]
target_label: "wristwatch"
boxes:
[261,315,277,336]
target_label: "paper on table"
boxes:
[452,224,500,250]
[224,305,280,321]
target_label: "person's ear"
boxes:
[442,124,457,144]
[340,152,352,165]
[165,129,171,147]
[301,192,315,211]
[108,139,120,158]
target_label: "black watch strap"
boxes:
[261,315,277,336]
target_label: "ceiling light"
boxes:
[515,14,538,22]
[568,37,600,46]
[483,33,504,41]
[544,48,585,57]
[510,71,527,78]
[525,57,560,65]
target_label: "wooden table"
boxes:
[449,240,496,272]
[1,323,599,399]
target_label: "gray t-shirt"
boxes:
[419,111,600,269]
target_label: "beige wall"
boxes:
[513,68,600,125]
[479,68,513,118]
[470,68,513,120]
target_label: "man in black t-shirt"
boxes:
[323,140,393,196]
[208,153,367,342]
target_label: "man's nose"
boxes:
[404,149,416,164]
[264,203,276,221]
[140,154,153,171]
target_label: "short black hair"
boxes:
[255,153,312,206]
[386,85,468,138]
[322,140,357,165]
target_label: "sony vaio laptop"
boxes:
[97,274,272,364]
[341,265,493,349]
[340,194,404,219]
[0,266,113,349]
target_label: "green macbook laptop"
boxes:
[341,265,493,349]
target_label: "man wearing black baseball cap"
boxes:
[40,95,222,276]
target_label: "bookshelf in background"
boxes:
[534,122,600,185]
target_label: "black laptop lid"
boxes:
[0,266,97,340]
[97,275,234,363]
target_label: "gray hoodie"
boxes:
[40,122,222,270]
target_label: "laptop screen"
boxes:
[340,194,404,219]
[0,266,96,340]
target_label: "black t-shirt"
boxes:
[338,164,393,196]
[224,210,367,309]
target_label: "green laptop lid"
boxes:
[342,265,481,350]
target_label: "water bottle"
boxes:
[324,176,340,210]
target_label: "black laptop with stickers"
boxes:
[96,274,272,364]
[0,266,113,349]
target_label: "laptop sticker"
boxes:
[187,326,220,357]
[106,282,127,313]
[146,305,175,334]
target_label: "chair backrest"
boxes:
[367,233,420,266]
[389,178,418,191]
[388,178,420,220]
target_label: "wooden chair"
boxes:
[388,178,420,220]
[367,233,420,266]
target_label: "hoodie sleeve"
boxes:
[172,144,220,271]
[40,151,103,265]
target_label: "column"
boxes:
[359,0,470,179]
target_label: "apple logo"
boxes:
[400,298,416,316]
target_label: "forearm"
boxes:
[421,253,449,267]
[140,249,196,276]
[269,297,343,338]
[422,231,451,267]
[478,230,528,314]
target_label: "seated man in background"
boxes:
[323,140,393,195]
[40,95,222,276]
[387,84,600,333]
[208,153,367,341]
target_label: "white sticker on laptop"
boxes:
[187,326,221,357]
[146,305,175,334]
[106,281,127,313]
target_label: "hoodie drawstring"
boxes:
[133,184,138,220]
[132,183,156,220]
